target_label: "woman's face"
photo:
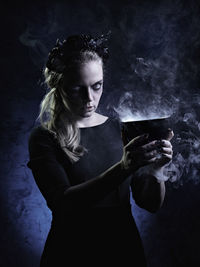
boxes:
[64,60,103,118]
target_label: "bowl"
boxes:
[121,116,172,146]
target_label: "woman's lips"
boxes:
[82,106,94,110]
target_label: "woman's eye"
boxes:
[69,86,81,94]
[93,83,102,90]
[68,83,102,94]
[72,86,81,91]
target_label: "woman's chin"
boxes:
[82,107,96,116]
[76,109,95,118]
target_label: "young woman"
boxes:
[27,33,173,266]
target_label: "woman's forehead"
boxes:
[64,61,103,86]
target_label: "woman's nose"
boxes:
[83,87,93,101]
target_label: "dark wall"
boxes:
[1,0,200,266]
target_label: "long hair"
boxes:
[37,50,104,163]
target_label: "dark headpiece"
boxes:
[46,31,111,73]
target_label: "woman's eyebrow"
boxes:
[75,80,103,87]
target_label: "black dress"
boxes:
[27,117,147,267]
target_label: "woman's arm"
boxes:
[131,167,166,213]
[28,127,172,212]
[27,127,133,211]
[130,138,173,213]
[63,134,159,209]
[62,161,130,208]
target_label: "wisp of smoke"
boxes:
[114,57,200,187]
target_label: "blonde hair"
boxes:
[37,50,103,163]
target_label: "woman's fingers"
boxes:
[129,144,173,165]
[124,134,174,170]
[128,149,157,169]
[161,153,173,160]
[166,129,174,141]
[159,147,173,155]
[130,149,158,161]
[155,153,172,167]
[144,150,158,160]
[146,157,157,164]
[130,140,173,157]
[142,140,158,151]
[126,134,149,149]
[126,135,173,152]
[160,140,172,148]
[140,140,172,154]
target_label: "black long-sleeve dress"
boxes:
[27,116,147,266]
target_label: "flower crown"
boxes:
[46,31,111,73]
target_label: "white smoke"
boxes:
[114,91,173,122]
[113,56,200,186]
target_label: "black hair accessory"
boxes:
[46,31,111,73]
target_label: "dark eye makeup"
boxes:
[92,82,103,90]
[69,80,103,93]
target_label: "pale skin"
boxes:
[63,60,107,128]
[64,59,174,212]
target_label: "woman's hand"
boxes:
[152,129,174,168]
[153,139,173,168]
[120,130,174,172]
[120,133,156,172]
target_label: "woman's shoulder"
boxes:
[106,115,122,128]
[98,114,122,134]
[28,124,56,146]
[29,124,50,137]
[27,125,60,169]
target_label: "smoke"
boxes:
[168,110,200,186]
[113,55,179,121]
[113,90,174,122]
[113,56,200,186]
[107,1,200,187]
[18,4,61,68]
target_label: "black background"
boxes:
[1,0,200,266]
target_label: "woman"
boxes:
[27,33,173,266]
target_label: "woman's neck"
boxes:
[75,113,107,128]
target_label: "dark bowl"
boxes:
[121,117,172,145]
